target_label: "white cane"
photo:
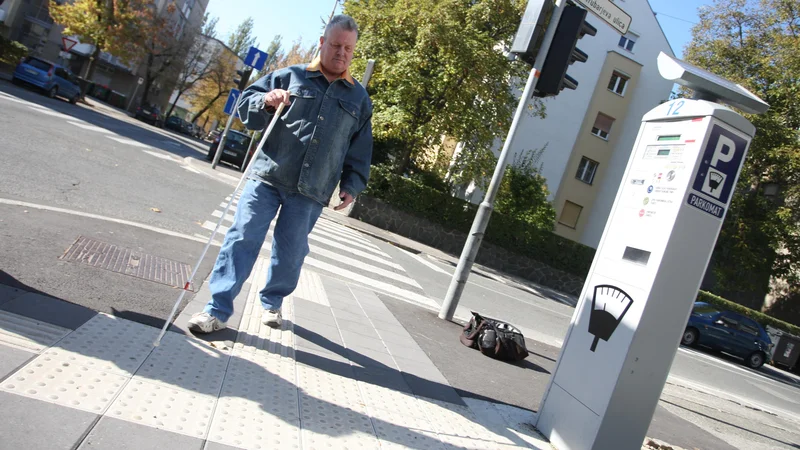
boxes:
[153,101,286,347]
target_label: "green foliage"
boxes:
[0,36,28,66]
[227,17,257,60]
[684,0,800,306]
[364,165,594,276]
[698,291,800,336]
[496,147,556,231]
[345,0,544,178]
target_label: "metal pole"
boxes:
[126,82,141,111]
[362,59,376,87]
[211,93,245,170]
[241,130,257,172]
[314,0,340,60]
[153,103,286,347]
[438,0,567,321]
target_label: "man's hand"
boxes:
[263,89,291,110]
[334,191,354,211]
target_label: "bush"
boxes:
[0,35,28,66]
[364,165,595,277]
[697,290,800,336]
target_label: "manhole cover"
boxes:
[60,236,193,289]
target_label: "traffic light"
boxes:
[510,0,553,65]
[534,4,597,97]
[234,67,253,92]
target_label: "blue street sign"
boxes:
[244,46,268,71]
[224,89,241,116]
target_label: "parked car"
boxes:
[206,129,221,141]
[12,57,81,104]
[682,302,773,369]
[135,103,163,127]
[206,130,253,169]
[164,115,188,133]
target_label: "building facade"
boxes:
[0,0,208,111]
[456,0,675,249]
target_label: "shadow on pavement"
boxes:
[0,276,545,448]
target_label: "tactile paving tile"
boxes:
[207,358,301,449]
[299,394,379,450]
[0,310,71,352]
[292,269,330,307]
[416,398,519,447]
[43,313,156,376]
[1,356,127,413]
[108,378,216,438]
[134,331,229,393]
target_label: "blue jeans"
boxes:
[204,180,323,322]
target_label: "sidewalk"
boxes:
[0,257,555,450]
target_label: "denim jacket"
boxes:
[237,60,373,205]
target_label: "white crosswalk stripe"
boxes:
[198,195,432,304]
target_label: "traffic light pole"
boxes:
[438,0,568,321]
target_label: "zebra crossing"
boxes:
[196,194,439,309]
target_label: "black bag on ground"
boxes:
[459,312,528,361]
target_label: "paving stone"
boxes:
[1,292,95,330]
[0,391,98,450]
[78,416,205,450]
[0,343,35,380]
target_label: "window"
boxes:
[607,71,629,96]
[618,32,638,52]
[558,201,583,229]
[576,157,599,184]
[591,113,615,140]
[738,317,761,336]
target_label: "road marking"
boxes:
[182,166,201,174]
[0,198,214,245]
[306,245,422,288]
[0,92,36,105]
[211,210,235,222]
[27,105,73,119]
[68,121,114,133]
[107,136,151,148]
[398,248,450,276]
[143,150,176,161]
[677,347,800,393]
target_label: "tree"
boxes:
[138,2,196,107]
[344,0,543,181]
[188,46,238,127]
[684,0,800,311]
[50,0,153,97]
[165,15,220,118]
[227,16,257,59]
[495,146,555,231]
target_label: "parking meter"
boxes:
[535,53,769,450]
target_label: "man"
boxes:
[188,15,372,333]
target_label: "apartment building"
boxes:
[457,0,675,249]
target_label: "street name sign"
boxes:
[572,0,631,34]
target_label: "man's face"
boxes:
[319,27,357,75]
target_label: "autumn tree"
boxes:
[165,14,220,117]
[684,0,800,313]
[188,47,238,126]
[344,0,541,181]
[50,0,153,97]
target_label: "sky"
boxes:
[204,0,712,59]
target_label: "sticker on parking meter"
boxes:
[687,125,748,218]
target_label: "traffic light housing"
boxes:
[234,67,253,91]
[534,4,597,97]
[510,0,553,65]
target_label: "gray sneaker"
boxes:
[187,312,227,334]
[261,309,282,328]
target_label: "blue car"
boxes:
[12,57,81,104]
[682,302,772,369]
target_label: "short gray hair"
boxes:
[324,14,359,39]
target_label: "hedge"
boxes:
[363,165,595,277]
[697,290,800,336]
[0,35,28,66]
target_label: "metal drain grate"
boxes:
[60,236,192,289]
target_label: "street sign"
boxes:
[224,89,241,116]
[137,77,144,85]
[572,0,631,34]
[62,37,78,52]
[244,46,268,71]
